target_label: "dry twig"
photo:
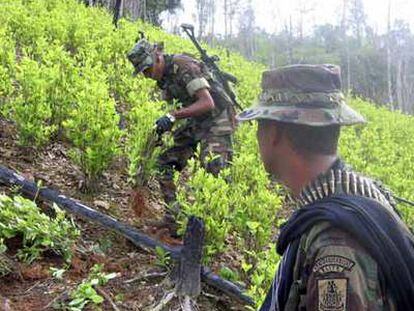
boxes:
[96,287,121,311]
[42,290,68,310]
[124,271,168,284]
[150,291,175,311]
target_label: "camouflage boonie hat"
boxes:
[127,39,155,76]
[237,64,366,126]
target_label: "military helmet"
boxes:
[237,64,366,126]
[127,39,156,76]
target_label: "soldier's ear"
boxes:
[154,51,163,64]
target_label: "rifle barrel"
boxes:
[181,24,243,110]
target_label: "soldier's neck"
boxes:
[286,155,338,197]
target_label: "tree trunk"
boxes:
[287,16,293,64]
[386,0,394,107]
[396,57,403,111]
[224,0,228,38]
[209,0,215,43]
[408,76,414,114]
[341,0,351,94]
[113,0,123,27]
[402,58,411,113]
[346,47,351,93]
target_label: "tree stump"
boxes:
[175,216,205,297]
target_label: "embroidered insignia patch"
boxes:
[312,255,355,274]
[318,278,347,311]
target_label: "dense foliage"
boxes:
[0,194,79,266]
[0,0,414,306]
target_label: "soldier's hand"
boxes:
[155,114,175,135]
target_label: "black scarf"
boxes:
[260,195,414,310]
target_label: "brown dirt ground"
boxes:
[0,118,248,311]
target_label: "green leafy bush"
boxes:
[63,64,122,184]
[12,57,56,146]
[41,44,78,135]
[0,29,15,107]
[125,101,163,184]
[340,98,414,225]
[0,194,79,264]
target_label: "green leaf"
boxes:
[68,298,85,306]
[246,221,260,232]
[241,262,253,273]
[91,294,104,304]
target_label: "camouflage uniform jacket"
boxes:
[277,161,401,311]
[157,54,235,132]
[283,222,396,311]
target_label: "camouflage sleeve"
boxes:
[176,60,210,97]
[304,228,394,311]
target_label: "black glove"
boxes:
[155,114,175,135]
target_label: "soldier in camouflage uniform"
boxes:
[237,64,414,310]
[127,39,235,208]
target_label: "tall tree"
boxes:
[84,0,181,26]
[348,0,366,47]
[390,20,412,112]
[208,0,216,38]
[341,0,351,93]
[238,1,256,58]
[386,0,394,107]
[224,0,228,38]
[196,0,208,38]
[224,0,239,37]
[296,0,315,40]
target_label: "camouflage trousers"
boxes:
[157,108,234,205]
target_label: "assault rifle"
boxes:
[180,23,243,111]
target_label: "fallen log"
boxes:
[0,165,254,306]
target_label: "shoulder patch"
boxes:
[186,77,210,97]
[313,255,355,274]
[318,278,347,311]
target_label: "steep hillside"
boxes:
[0,0,414,310]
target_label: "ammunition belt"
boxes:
[289,169,394,212]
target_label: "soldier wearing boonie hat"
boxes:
[238,65,414,311]
[127,39,156,76]
[127,39,236,234]
[237,64,365,125]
